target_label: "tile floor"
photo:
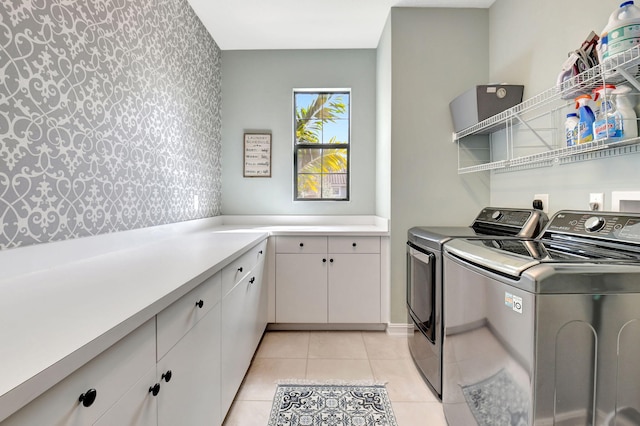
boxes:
[222,330,448,426]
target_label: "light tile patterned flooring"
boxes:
[222,330,448,426]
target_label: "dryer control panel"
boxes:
[472,207,548,237]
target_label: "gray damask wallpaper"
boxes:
[0,0,222,249]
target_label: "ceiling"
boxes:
[186,0,496,50]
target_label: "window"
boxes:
[294,90,350,200]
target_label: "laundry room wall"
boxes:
[220,49,377,215]
[0,0,222,249]
[379,7,491,324]
[488,0,640,214]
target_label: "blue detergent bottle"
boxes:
[575,94,596,143]
[593,84,623,141]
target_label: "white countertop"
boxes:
[0,215,388,421]
[0,228,267,421]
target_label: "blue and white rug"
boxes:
[268,383,398,426]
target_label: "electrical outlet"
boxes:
[534,194,549,214]
[193,194,199,211]
[589,193,604,211]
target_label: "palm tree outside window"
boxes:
[294,90,350,200]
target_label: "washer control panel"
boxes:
[544,211,640,243]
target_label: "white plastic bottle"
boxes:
[615,85,638,139]
[593,85,623,141]
[565,113,579,147]
[598,1,640,61]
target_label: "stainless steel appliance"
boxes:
[442,210,640,426]
[406,207,548,399]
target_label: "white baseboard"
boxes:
[386,323,413,336]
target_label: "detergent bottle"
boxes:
[598,1,640,62]
[565,113,579,146]
[593,85,623,141]
[615,85,638,139]
[575,94,596,144]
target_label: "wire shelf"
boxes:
[454,45,640,141]
[455,45,640,174]
[457,160,508,174]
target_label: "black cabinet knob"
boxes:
[149,383,161,396]
[237,266,243,272]
[352,242,357,247]
[79,389,97,407]
[195,300,204,309]
[249,277,255,284]
[162,370,172,382]
[259,250,263,254]
[330,258,334,263]
[322,258,327,263]
[299,242,304,247]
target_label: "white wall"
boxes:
[220,49,377,215]
[382,7,490,323]
[489,0,640,213]
[376,15,392,220]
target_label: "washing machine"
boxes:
[442,210,640,426]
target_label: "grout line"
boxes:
[362,331,379,382]
[304,331,310,378]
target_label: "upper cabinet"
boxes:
[454,45,640,174]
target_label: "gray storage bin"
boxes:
[450,84,524,133]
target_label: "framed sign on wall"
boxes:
[243,133,272,177]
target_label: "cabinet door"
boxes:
[275,253,327,323]
[156,271,221,361]
[1,320,155,426]
[156,303,221,426]
[251,260,268,355]
[93,366,157,426]
[328,253,380,323]
[220,260,267,415]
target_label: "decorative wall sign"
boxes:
[243,133,272,177]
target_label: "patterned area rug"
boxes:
[461,369,529,426]
[268,383,398,426]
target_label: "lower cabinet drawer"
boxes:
[328,236,380,253]
[2,319,155,426]
[156,271,222,361]
[276,236,327,253]
[221,239,267,296]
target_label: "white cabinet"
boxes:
[220,243,267,415]
[274,236,328,323]
[275,252,328,323]
[0,238,270,426]
[275,236,381,324]
[156,270,222,360]
[1,319,156,426]
[154,271,222,426]
[156,304,221,426]
[328,253,380,323]
[94,366,157,426]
